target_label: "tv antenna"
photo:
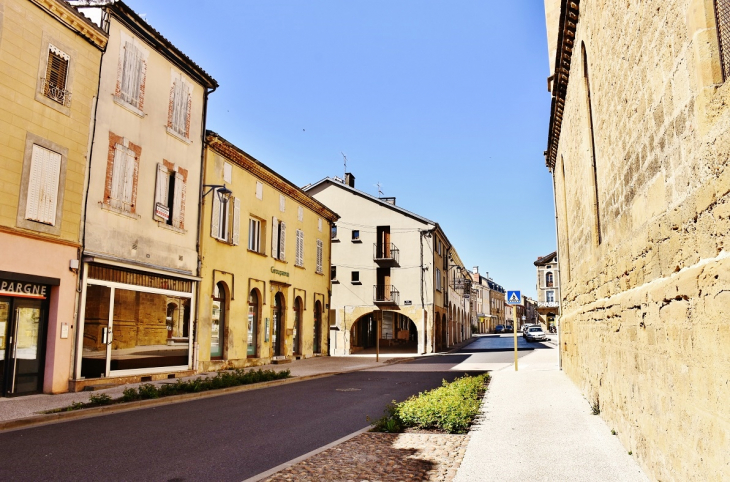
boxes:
[341,152,348,177]
[375,182,384,197]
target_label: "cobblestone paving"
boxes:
[265,432,470,482]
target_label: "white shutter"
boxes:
[110,144,125,209]
[211,189,221,239]
[154,163,169,209]
[271,216,279,258]
[172,171,184,228]
[279,222,286,261]
[298,206,303,222]
[279,194,285,212]
[255,181,263,200]
[296,230,303,266]
[232,197,241,246]
[172,79,186,135]
[131,45,142,106]
[24,146,44,222]
[40,149,61,225]
[122,148,135,210]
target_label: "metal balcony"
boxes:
[373,284,400,305]
[373,243,400,266]
[41,78,72,107]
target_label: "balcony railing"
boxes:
[373,284,400,305]
[373,243,400,266]
[41,78,72,107]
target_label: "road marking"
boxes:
[241,425,371,482]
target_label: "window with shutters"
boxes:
[316,239,324,274]
[248,218,262,253]
[297,206,304,222]
[43,45,71,106]
[25,144,62,226]
[115,36,147,112]
[435,268,442,291]
[210,188,232,242]
[167,73,192,139]
[271,217,286,260]
[295,229,304,267]
[279,194,286,212]
[104,134,139,215]
[153,162,187,230]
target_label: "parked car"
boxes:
[525,326,548,342]
[522,324,538,337]
[504,325,514,333]
[495,324,505,334]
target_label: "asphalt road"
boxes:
[0,357,481,482]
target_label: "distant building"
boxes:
[534,251,559,330]
[304,175,468,355]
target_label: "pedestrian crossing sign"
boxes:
[506,290,521,305]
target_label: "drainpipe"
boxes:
[194,83,218,372]
[550,164,564,370]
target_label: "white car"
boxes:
[525,326,547,342]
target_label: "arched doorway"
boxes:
[350,314,376,352]
[313,300,322,354]
[211,282,228,359]
[349,312,418,354]
[293,297,303,356]
[247,289,259,356]
[272,292,285,357]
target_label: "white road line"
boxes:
[241,425,372,482]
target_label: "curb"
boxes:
[0,357,416,433]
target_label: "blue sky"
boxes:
[124,0,555,298]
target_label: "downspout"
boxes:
[550,163,564,370]
[194,83,217,372]
[72,28,108,381]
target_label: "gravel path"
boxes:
[264,432,470,482]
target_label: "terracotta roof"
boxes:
[534,251,557,266]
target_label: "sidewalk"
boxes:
[0,353,412,424]
[454,347,648,482]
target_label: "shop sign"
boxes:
[0,280,48,299]
[270,267,290,277]
[155,202,170,221]
[538,302,559,308]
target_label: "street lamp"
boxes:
[202,184,233,204]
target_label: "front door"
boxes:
[0,297,46,397]
[272,294,283,357]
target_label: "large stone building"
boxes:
[544,0,730,479]
[197,133,338,370]
[0,0,106,396]
[71,0,217,389]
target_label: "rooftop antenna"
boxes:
[375,182,384,197]
[341,152,347,178]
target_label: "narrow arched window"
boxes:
[546,272,554,287]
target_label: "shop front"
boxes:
[0,275,56,397]
[74,262,196,387]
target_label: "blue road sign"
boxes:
[506,290,521,305]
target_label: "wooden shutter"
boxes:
[296,230,303,266]
[110,144,126,209]
[172,171,184,228]
[279,222,286,261]
[271,216,279,258]
[171,79,188,136]
[279,194,285,212]
[121,148,136,210]
[256,181,263,200]
[154,163,169,210]
[211,188,221,239]
[25,145,61,225]
[297,206,303,222]
[231,198,241,246]
[121,42,142,106]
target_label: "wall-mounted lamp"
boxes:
[202,184,233,204]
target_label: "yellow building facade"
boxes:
[0,0,106,395]
[199,132,338,370]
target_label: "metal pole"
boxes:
[376,312,380,362]
[513,305,518,371]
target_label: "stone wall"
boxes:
[548,0,730,479]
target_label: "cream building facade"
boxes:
[71,1,217,389]
[0,0,106,395]
[545,0,730,479]
[197,133,338,370]
[534,251,559,330]
[305,176,462,355]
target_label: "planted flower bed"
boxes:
[48,368,291,413]
[370,373,489,434]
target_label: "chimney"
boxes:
[344,172,355,188]
[473,266,478,274]
[380,197,396,205]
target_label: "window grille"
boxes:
[43,46,71,106]
[715,0,730,80]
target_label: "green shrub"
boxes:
[88,393,113,406]
[138,383,160,399]
[122,387,140,402]
[370,373,489,434]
